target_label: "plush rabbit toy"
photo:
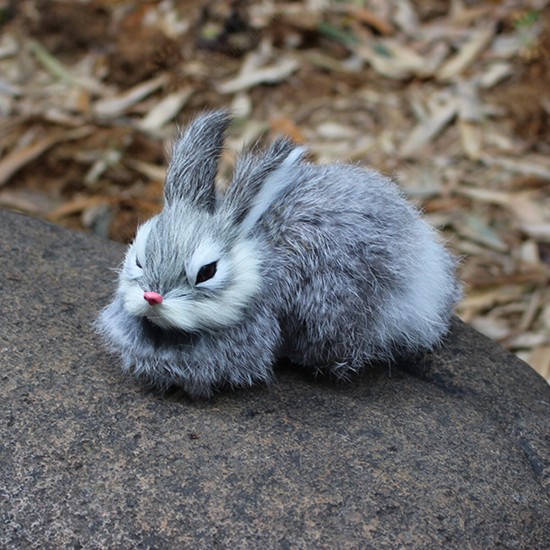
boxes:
[97,111,462,397]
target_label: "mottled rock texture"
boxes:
[1,208,549,548]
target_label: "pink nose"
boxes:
[144,291,163,306]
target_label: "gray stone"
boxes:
[1,208,549,549]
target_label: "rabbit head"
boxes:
[117,111,304,333]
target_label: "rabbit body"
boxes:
[98,111,461,397]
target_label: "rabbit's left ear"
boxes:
[164,110,230,211]
[221,138,305,234]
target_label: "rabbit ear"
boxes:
[221,138,305,234]
[164,111,231,211]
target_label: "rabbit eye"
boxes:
[135,258,143,269]
[196,261,217,285]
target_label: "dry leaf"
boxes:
[0,189,62,214]
[481,154,550,180]
[47,196,113,221]
[139,88,193,133]
[400,97,458,157]
[348,8,394,36]
[505,332,549,349]
[453,212,509,252]
[316,122,357,140]
[457,81,481,122]
[479,62,513,89]
[125,159,166,182]
[520,224,550,242]
[529,345,550,380]
[455,186,511,206]
[93,75,169,118]
[460,285,527,313]
[0,127,92,187]
[357,39,430,80]
[469,317,510,340]
[519,240,541,266]
[392,0,419,36]
[436,26,495,81]
[28,39,106,94]
[217,58,299,94]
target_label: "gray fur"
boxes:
[221,138,298,226]
[164,110,230,211]
[97,111,462,397]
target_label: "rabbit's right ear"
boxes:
[164,111,230,212]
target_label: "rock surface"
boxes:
[1,208,549,549]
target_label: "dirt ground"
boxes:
[1,0,549,380]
